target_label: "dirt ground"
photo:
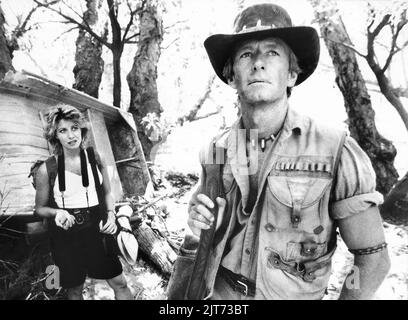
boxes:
[84,172,408,300]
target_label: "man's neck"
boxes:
[240,97,289,139]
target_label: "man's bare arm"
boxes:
[337,205,391,300]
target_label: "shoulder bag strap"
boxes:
[87,147,107,223]
[45,156,58,190]
[57,152,66,208]
[44,156,58,210]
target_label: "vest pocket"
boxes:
[267,175,331,229]
[286,241,327,262]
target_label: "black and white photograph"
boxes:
[0,0,406,303]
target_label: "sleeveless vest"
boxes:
[200,109,347,299]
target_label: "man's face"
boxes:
[229,37,297,105]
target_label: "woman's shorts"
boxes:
[49,206,123,289]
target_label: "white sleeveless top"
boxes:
[53,158,103,209]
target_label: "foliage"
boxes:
[0,238,65,300]
[0,155,63,300]
[140,112,170,143]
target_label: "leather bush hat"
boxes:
[204,3,320,85]
[116,205,139,266]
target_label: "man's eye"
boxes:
[58,129,66,133]
[72,126,79,131]
[267,50,279,56]
[240,52,252,59]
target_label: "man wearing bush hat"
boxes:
[168,3,390,300]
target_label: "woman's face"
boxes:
[56,119,82,151]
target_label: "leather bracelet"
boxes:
[348,242,387,255]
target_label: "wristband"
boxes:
[348,242,387,255]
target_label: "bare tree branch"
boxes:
[14,6,40,37]
[367,18,386,74]
[60,0,85,22]
[121,0,138,44]
[395,39,408,53]
[161,36,179,50]
[369,13,391,37]
[7,0,60,54]
[124,32,139,43]
[34,0,111,49]
[176,75,216,126]
[190,111,219,122]
[323,37,367,58]
[393,86,408,98]
[164,19,188,31]
[52,25,79,43]
[382,17,408,73]
[24,51,48,77]
[367,14,376,30]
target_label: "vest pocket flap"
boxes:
[268,176,331,207]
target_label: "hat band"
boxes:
[237,19,280,34]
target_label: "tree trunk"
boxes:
[0,6,14,79]
[380,170,408,225]
[73,0,107,98]
[107,119,151,197]
[107,0,123,108]
[112,50,121,107]
[127,0,163,160]
[310,0,399,196]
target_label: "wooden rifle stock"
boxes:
[185,143,224,300]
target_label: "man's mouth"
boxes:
[248,80,268,85]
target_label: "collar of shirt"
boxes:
[214,106,304,211]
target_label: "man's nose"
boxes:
[252,53,265,71]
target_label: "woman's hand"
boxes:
[99,210,118,235]
[55,209,76,230]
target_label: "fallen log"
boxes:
[131,220,177,277]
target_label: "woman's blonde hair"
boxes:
[44,104,89,155]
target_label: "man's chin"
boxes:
[242,94,273,105]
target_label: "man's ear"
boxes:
[288,71,298,88]
[228,76,237,89]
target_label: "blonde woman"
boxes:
[35,104,132,300]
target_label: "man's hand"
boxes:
[99,210,118,235]
[55,209,75,230]
[187,193,227,238]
